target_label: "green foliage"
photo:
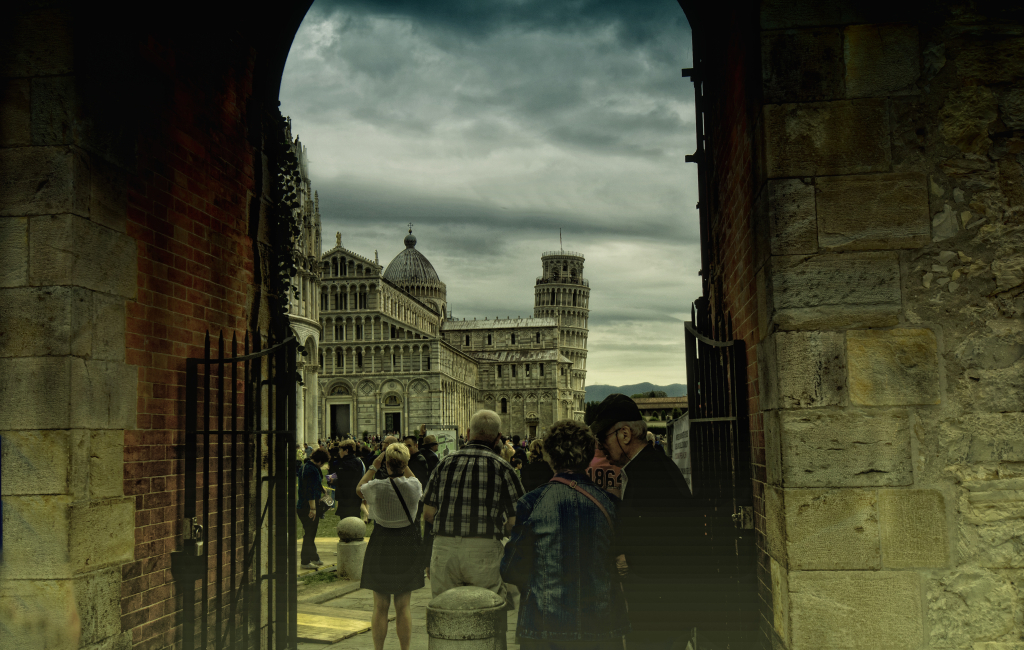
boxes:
[672,408,683,418]
[299,570,339,586]
[631,390,668,398]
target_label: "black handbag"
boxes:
[389,476,422,548]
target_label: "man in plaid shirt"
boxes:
[423,410,525,602]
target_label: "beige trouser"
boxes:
[429,535,509,604]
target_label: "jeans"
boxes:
[298,505,320,564]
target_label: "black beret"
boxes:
[585,394,643,439]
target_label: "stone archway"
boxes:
[1,4,315,649]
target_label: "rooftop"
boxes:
[541,250,585,259]
[633,396,689,408]
[441,317,557,331]
[468,350,572,363]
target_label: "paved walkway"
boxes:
[297,537,340,576]
[296,578,520,649]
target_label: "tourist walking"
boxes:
[332,439,366,520]
[423,410,525,604]
[501,419,629,649]
[296,448,329,569]
[586,394,705,650]
[356,443,423,650]
[520,439,554,493]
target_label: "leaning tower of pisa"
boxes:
[534,250,590,420]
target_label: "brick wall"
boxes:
[690,1,772,645]
[119,33,258,650]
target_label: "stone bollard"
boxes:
[427,586,508,649]
[336,517,367,581]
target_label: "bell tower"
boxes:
[534,250,589,419]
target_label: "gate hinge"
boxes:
[731,506,754,530]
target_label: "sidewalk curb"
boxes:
[297,579,363,605]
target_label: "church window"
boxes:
[512,365,517,378]
[426,355,431,370]
[321,294,328,310]
[539,363,544,376]
[535,332,540,343]
[465,335,470,346]
[356,324,363,340]
[573,292,577,306]
[391,325,397,338]
[359,292,367,309]
[497,366,502,378]
[550,290,555,305]
[560,367,566,376]
[501,398,507,413]
[562,263,567,272]
[319,352,323,368]
[525,364,530,377]
[357,351,363,368]
[511,333,516,345]
[487,334,492,345]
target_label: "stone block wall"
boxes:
[747,1,1024,648]
[2,4,308,650]
[1,7,137,650]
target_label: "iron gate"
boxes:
[684,314,760,649]
[172,331,299,650]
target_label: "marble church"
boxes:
[315,228,590,441]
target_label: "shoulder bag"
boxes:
[388,476,422,548]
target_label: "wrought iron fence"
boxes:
[172,331,298,650]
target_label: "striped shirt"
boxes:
[423,440,525,538]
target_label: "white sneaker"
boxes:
[313,560,324,566]
[301,562,318,570]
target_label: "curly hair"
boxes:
[528,439,544,462]
[542,419,596,473]
[384,442,410,476]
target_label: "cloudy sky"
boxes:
[281,0,700,387]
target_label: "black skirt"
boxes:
[359,523,424,595]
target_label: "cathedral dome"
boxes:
[383,228,442,285]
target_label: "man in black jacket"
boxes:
[586,394,704,650]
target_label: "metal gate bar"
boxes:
[684,311,759,648]
[176,331,298,650]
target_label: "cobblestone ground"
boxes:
[296,578,520,650]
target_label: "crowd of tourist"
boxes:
[295,394,699,650]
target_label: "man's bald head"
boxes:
[469,410,502,441]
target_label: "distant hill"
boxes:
[585,383,687,403]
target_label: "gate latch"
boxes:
[731,506,754,530]
[183,517,205,556]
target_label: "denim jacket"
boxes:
[500,472,630,641]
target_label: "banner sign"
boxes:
[669,413,693,494]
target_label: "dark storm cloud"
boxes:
[281,0,700,383]
[312,0,691,51]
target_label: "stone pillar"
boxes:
[0,8,137,649]
[426,586,507,649]
[336,517,367,581]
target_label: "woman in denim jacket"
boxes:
[501,420,630,649]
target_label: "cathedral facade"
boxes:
[316,230,589,441]
[284,120,323,445]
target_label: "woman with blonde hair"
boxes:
[356,443,423,650]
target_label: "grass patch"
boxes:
[299,569,340,586]
[297,510,375,539]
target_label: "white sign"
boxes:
[426,428,459,459]
[669,413,693,495]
